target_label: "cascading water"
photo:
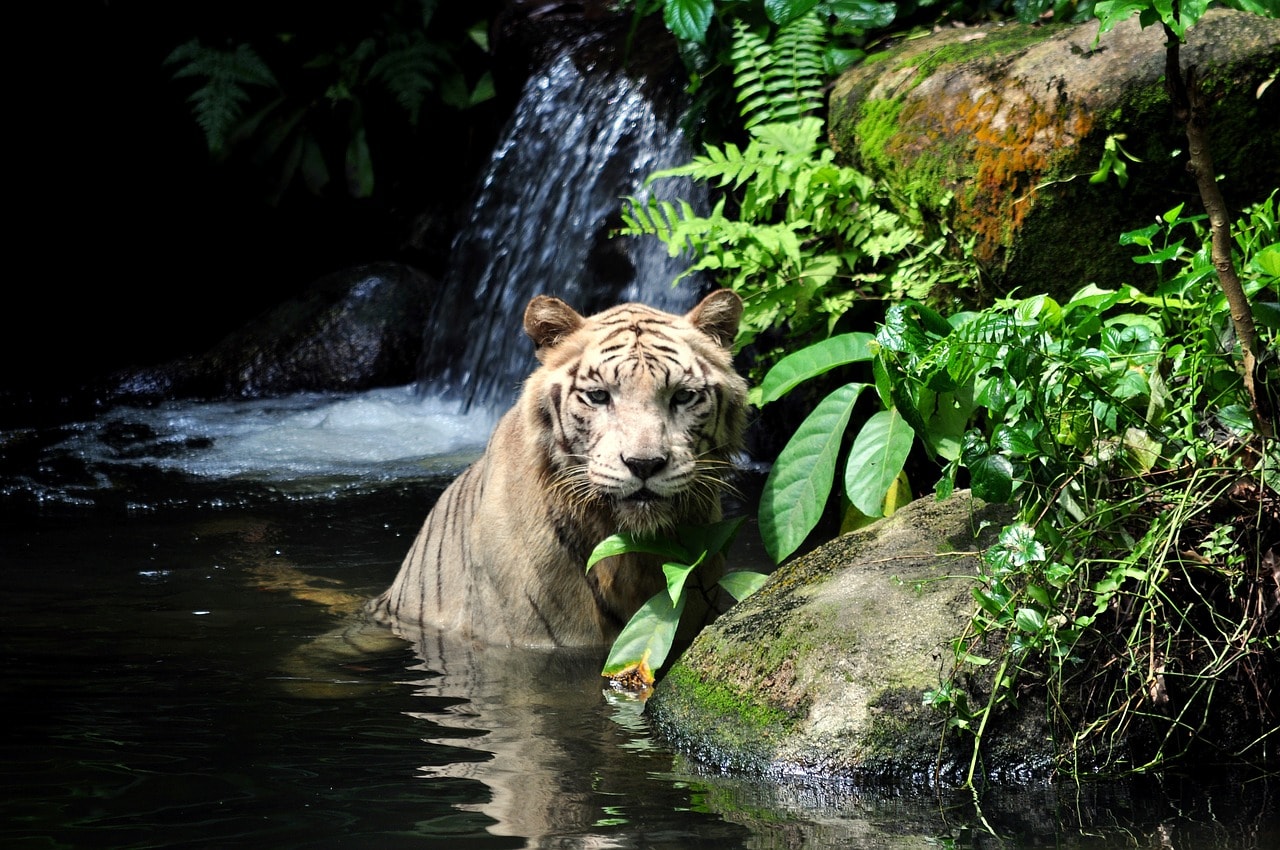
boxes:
[0,25,710,510]
[416,29,707,412]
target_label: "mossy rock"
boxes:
[828,9,1280,298]
[648,491,1049,785]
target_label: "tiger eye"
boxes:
[671,388,698,406]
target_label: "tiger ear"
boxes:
[686,289,742,350]
[524,295,585,357]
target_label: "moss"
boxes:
[901,22,1067,86]
[660,664,796,732]
[831,9,1279,296]
[649,662,799,772]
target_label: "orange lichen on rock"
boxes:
[888,79,1093,263]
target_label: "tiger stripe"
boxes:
[367,290,749,647]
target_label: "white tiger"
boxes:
[367,289,749,647]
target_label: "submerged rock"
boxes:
[827,8,1280,296]
[648,491,1043,785]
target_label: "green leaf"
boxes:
[826,0,897,29]
[1026,584,1054,609]
[1131,240,1184,264]
[1252,245,1280,279]
[973,586,1010,618]
[1216,404,1256,436]
[1093,0,1150,35]
[663,560,700,606]
[1253,300,1280,331]
[719,570,770,601]
[345,126,374,198]
[962,432,1015,503]
[601,590,685,678]
[845,408,915,517]
[664,0,715,43]
[587,533,690,572]
[759,383,868,563]
[1014,607,1046,634]
[677,516,746,560]
[992,424,1037,457]
[764,0,822,26]
[757,333,875,404]
[995,523,1046,567]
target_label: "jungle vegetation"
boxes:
[610,0,1278,779]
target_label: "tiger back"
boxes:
[366,289,749,647]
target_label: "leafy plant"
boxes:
[1094,0,1276,434]
[621,116,975,367]
[618,0,1278,778]
[748,190,1276,776]
[926,199,1274,778]
[638,0,899,66]
[166,0,494,202]
[729,13,825,127]
[586,518,768,692]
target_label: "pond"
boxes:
[3,388,1277,849]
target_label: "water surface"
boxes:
[3,390,1277,849]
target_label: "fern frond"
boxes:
[166,40,278,154]
[368,31,449,125]
[731,13,825,129]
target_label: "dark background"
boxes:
[8,1,514,398]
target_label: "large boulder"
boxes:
[648,491,1044,785]
[827,8,1280,297]
[107,262,435,402]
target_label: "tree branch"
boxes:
[1162,22,1271,437]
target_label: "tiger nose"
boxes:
[623,455,668,480]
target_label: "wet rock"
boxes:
[648,491,1044,785]
[108,262,436,402]
[827,8,1280,297]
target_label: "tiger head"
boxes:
[521,289,749,537]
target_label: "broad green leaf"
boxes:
[995,524,1046,567]
[757,333,875,405]
[908,300,954,338]
[1252,245,1280,279]
[973,587,1009,618]
[962,433,1015,504]
[719,570,770,601]
[759,383,868,563]
[1119,222,1160,246]
[764,0,822,26]
[1026,584,1054,609]
[992,424,1037,457]
[601,589,685,679]
[1224,0,1280,14]
[1251,299,1280,330]
[1131,239,1184,264]
[845,408,915,517]
[827,0,897,29]
[1216,404,1255,436]
[663,560,700,606]
[677,516,746,560]
[1014,607,1046,634]
[1093,0,1150,34]
[587,533,690,572]
[928,389,974,461]
[1162,201,1187,225]
[663,0,715,43]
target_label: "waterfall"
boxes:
[416,30,707,412]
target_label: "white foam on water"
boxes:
[57,386,495,485]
